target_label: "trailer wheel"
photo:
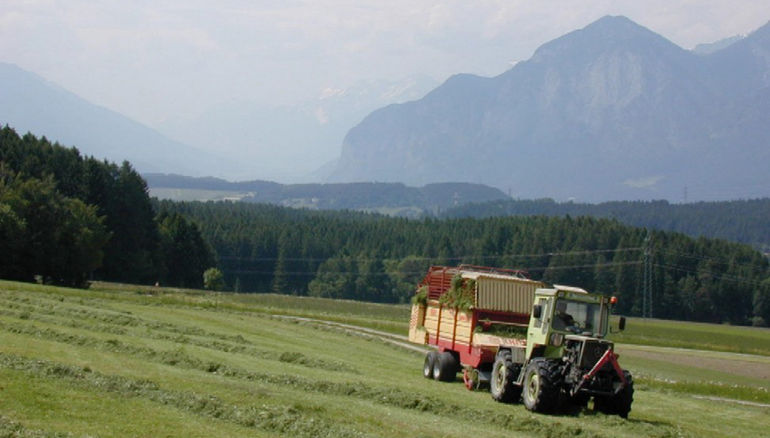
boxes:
[490,350,522,403]
[433,351,458,382]
[423,351,437,379]
[594,370,634,418]
[522,358,559,413]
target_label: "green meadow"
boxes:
[1,280,768,437]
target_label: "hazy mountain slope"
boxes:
[0,63,237,177]
[157,76,437,182]
[329,16,770,202]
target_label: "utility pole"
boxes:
[642,230,653,318]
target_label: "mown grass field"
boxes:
[1,280,769,437]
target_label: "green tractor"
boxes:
[490,286,633,417]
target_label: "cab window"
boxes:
[533,297,548,328]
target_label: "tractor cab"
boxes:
[526,286,613,361]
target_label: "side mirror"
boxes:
[533,304,542,319]
[619,316,626,331]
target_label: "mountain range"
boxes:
[328,16,770,202]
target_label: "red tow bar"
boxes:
[570,348,626,396]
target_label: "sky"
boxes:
[1,1,769,165]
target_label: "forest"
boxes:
[442,198,770,252]
[0,126,213,288]
[2,125,769,326]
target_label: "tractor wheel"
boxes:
[490,350,522,403]
[433,351,458,382]
[423,351,437,379]
[521,358,560,413]
[594,370,634,418]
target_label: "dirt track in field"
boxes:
[615,344,770,380]
[271,315,431,353]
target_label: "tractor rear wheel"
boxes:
[490,350,522,403]
[423,351,437,379]
[433,351,458,382]
[521,358,560,413]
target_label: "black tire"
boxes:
[433,351,458,382]
[490,350,522,403]
[423,351,437,379]
[594,370,634,418]
[521,358,560,413]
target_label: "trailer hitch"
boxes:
[570,348,626,397]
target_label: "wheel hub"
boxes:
[527,370,539,400]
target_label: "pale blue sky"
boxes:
[1,1,768,129]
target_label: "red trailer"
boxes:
[408,265,546,389]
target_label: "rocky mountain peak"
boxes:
[328,16,770,202]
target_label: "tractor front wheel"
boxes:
[521,358,559,413]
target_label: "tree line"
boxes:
[0,126,213,288]
[158,200,770,326]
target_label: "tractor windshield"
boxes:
[552,299,606,336]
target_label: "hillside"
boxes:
[0,63,240,177]
[442,198,770,252]
[329,16,770,202]
[145,173,510,216]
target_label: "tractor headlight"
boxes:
[550,332,564,347]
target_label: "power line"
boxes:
[217,247,644,263]
[527,260,643,272]
[654,263,767,287]
[657,249,768,272]
[226,261,643,277]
